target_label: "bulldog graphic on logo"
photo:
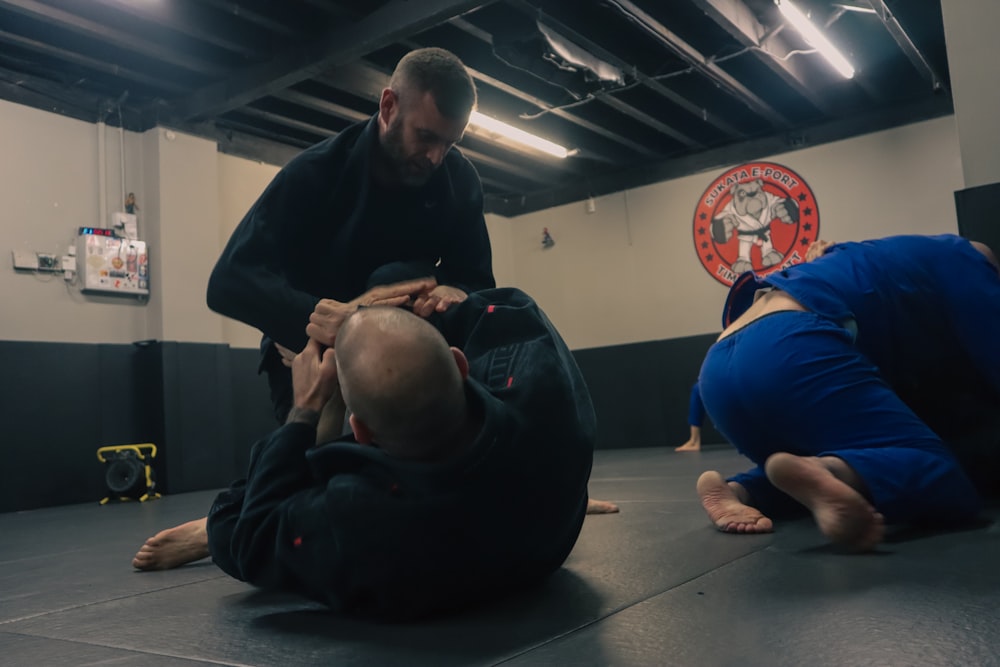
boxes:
[693,162,819,286]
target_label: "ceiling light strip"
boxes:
[469,111,569,158]
[776,0,856,79]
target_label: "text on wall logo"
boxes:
[693,162,819,286]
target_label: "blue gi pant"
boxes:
[699,311,982,524]
[688,382,706,428]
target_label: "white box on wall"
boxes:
[76,228,149,296]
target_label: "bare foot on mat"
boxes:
[587,498,620,514]
[765,452,884,551]
[133,517,210,571]
[697,470,773,534]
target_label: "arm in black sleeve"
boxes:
[207,169,322,352]
[435,162,496,294]
[208,422,339,594]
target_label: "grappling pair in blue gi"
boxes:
[698,234,1000,547]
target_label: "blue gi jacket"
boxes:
[723,234,994,392]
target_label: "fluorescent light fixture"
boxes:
[834,3,878,14]
[776,0,855,79]
[468,111,569,159]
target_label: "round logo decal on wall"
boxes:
[692,162,819,286]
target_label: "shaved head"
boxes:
[336,307,467,460]
[389,47,476,120]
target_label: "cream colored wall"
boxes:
[941,0,1000,189]
[141,129,163,342]
[504,116,963,350]
[0,99,283,347]
[0,99,963,352]
[0,99,150,343]
[151,129,226,343]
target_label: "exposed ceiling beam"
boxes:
[243,93,558,185]
[459,144,556,183]
[595,0,792,127]
[200,122,306,167]
[316,59,598,170]
[272,88,370,124]
[0,62,148,128]
[210,128,302,167]
[397,36,628,164]
[210,116,315,149]
[860,0,946,92]
[0,0,226,77]
[459,152,555,197]
[0,69,101,123]
[448,15,494,42]
[240,105,339,139]
[491,94,953,217]
[318,63,387,101]
[87,0,259,59]
[475,159,556,190]
[297,0,349,17]
[461,64,640,161]
[690,0,837,115]
[448,18,656,160]
[196,0,299,38]
[595,94,699,149]
[171,0,494,122]
[0,28,188,95]
[506,0,734,143]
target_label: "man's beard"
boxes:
[381,120,433,188]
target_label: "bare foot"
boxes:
[675,441,701,452]
[697,470,773,533]
[765,452,884,551]
[132,518,210,571]
[587,498,620,514]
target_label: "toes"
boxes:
[718,521,746,533]
[719,518,773,534]
[587,499,620,514]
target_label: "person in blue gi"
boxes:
[203,286,595,619]
[675,381,706,452]
[675,242,835,454]
[695,234,1000,551]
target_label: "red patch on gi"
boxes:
[488,305,496,313]
[292,536,303,547]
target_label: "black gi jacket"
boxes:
[206,288,596,620]
[206,114,495,355]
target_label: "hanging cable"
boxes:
[115,91,129,223]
